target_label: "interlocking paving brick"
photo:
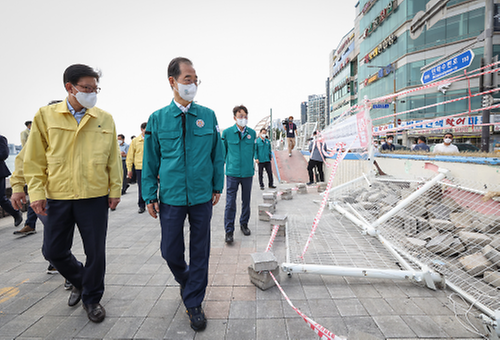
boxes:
[372,315,417,338]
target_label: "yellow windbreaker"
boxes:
[24,99,122,202]
[9,147,26,193]
[126,135,144,171]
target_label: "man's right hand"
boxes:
[147,202,160,219]
[11,192,26,210]
[127,171,133,179]
[31,199,47,216]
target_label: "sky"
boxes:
[0,0,358,145]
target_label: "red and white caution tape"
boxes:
[269,271,345,340]
[266,224,280,253]
[300,142,348,260]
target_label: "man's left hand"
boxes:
[212,193,221,206]
[108,197,121,210]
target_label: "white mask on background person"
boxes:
[72,86,97,109]
[236,118,247,127]
[444,138,452,144]
[175,82,197,102]
[261,134,267,138]
[387,139,393,144]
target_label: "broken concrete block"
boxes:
[367,192,384,203]
[489,235,500,251]
[441,196,464,213]
[341,195,357,204]
[417,227,440,241]
[263,192,277,207]
[429,219,456,232]
[381,194,399,206]
[250,252,278,272]
[404,217,418,235]
[482,245,500,266]
[317,182,327,193]
[478,218,500,234]
[415,216,430,231]
[281,188,293,200]
[458,252,493,277]
[296,183,307,194]
[428,204,451,220]
[426,233,465,256]
[483,271,500,288]
[258,203,274,221]
[248,266,280,290]
[377,205,393,218]
[270,214,287,236]
[405,237,427,248]
[458,231,492,248]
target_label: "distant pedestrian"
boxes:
[24,64,122,323]
[413,136,430,152]
[117,134,130,195]
[255,128,276,190]
[222,105,256,243]
[433,132,459,154]
[142,57,224,332]
[307,132,328,185]
[0,134,23,227]
[127,123,146,213]
[20,121,32,147]
[283,116,297,156]
[129,135,137,183]
[381,135,395,151]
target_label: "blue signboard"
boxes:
[373,103,390,109]
[421,49,474,84]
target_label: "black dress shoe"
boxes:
[68,287,82,306]
[240,224,251,236]
[83,303,106,323]
[138,207,146,214]
[269,185,276,189]
[225,232,233,243]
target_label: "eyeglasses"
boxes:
[179,78,201,86]
[75,84,101,93]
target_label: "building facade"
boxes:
[307,94,326,129]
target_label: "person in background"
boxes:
[129,135,137,184]
[126,124,146,213]
[306,131,328,185]
[381,135,395,151]
[142,57,224,332]
[117,134,129,195]
[433,132,459,154]
[222,105,256,243]
[0,134,23,227]
[20,121,32,147]
[254,128,275,190]
[413,136,430,152]
[283,116,297,156]
[24,64,122,323]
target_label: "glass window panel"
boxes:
[468,8,484,35]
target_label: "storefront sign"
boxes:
[332,57,350,78]
[363,0,398,39]
[374,115,483,134]
[361,0,379,15]
[363,34,397,64]
[332,32,355,63]
[364,63,394,86]
[334,77,350,93]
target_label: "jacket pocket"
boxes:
[159,131,182,157]
[46,156,71,193]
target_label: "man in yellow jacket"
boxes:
[126,122,146,213]
[24,64,122,324]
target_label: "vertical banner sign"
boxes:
[356,109,370,148]
[322,108,372,150]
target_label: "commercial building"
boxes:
[307,94,326,130]
[328,0,500,149]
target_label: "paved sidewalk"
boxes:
[0,178,487,339]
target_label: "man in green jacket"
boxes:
[254,128,276,190]
[222,105,256,243]
[142,57,224,332]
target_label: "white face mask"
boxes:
[72,86,97,109]
[387,139,393,144]
[175,82,197,102]
[236,118,247,127]
[444,138,452,144]
[261,134,267,138]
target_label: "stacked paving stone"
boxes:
[335,179,500,290]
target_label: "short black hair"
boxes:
[444,132,453,138]
[131,135,136,139]
[167,57,192,80]
[141,122,147,130]
[418,136,426,143]
[386,135,394,139]
[25,121,32,127]
[47,100,62,105]
[233,105,248,116]
[63,64,100,85]
[260,128,267,133]
[117,134,125,139]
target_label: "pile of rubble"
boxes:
[336,180,500,289]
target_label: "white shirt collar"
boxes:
[174,100,191,113]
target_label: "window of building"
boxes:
[468,8,484,35]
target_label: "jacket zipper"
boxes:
[182,113,189,205]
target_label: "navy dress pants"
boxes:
[159,200,212,309]
[0,177,18,216]
[136,169,145,209]
[42,196,108,305]
[224,176,253,233]
[257,162,274,188]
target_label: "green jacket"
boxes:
[142,100,224,206]
[254,137,272,162]
[222,124,256,178]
